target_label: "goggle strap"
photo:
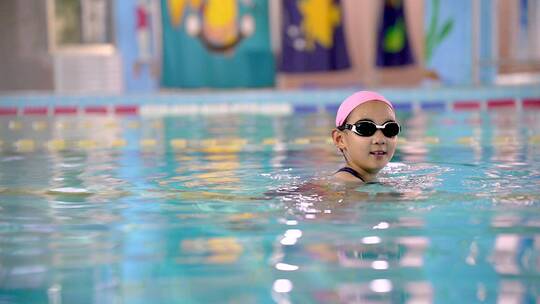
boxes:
[338,124,352,131]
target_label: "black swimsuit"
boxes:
[336,167,365,182]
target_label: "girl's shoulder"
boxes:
[332,171,366,183]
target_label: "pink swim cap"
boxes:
[335,91,394,127]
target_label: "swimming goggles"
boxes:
[338,120,401,137]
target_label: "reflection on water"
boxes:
[0,109,539,303]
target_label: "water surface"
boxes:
[1,109,539,303]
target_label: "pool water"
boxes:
[0,108,539,303]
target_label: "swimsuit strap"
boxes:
[336,167,365,182]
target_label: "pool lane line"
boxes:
[1,97,540,117]
[115,105,139,115]
[523,98,540,109]
[84,106,108,114]
[0,107,17,115]
[292,104,318,114]
[1,136,442,153]
[393,102,414,111]
[5,135,540,153]
[453,100,481,111]
[53,106,78,115]
[420,101,446,111]
[23,106,48,115]
[487,98,516,109]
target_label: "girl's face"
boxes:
[335,101,398,175]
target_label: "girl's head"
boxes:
[332,91,400,179]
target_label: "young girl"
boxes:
[261,91,402,213]
[332,91,400,183]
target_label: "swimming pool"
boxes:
[1,87,540,303]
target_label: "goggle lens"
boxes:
[380,122,400,137]
[345,121,400,137]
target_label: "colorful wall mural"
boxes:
[376,0,414,67]
[111,0,516,90]
[161,0,275,88]
[115,0,160,92]
[279,0,350,73]
[423,0,470,85]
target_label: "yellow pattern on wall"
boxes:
[298,0,341,50]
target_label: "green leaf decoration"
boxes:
[437,20,454,44]
[424,0,454,63]
[384,19,405,53]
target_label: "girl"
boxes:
[332,91,401,183]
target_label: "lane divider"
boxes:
[14,139,36,152]
[140,139,157,149]
[47,139,66,151]
[529,135,540,144]
[523,98,540,108]
[23,107,48,115]
[8,121,22,130]
[453,100,481,111]
[111,139,127,148]
[420,101,446,111]
[84,106,108,114]
[115,105,138,115]
[0,107,17,115]
[2,135,539,153]
[487,98,516,109]
[77,139,97,149]
[393,103,414,111]
[31,121,47,131]
[170,139,187,149]
[0,97,539,117]
[54,106,77,115]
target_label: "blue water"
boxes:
[0,109,539,303]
